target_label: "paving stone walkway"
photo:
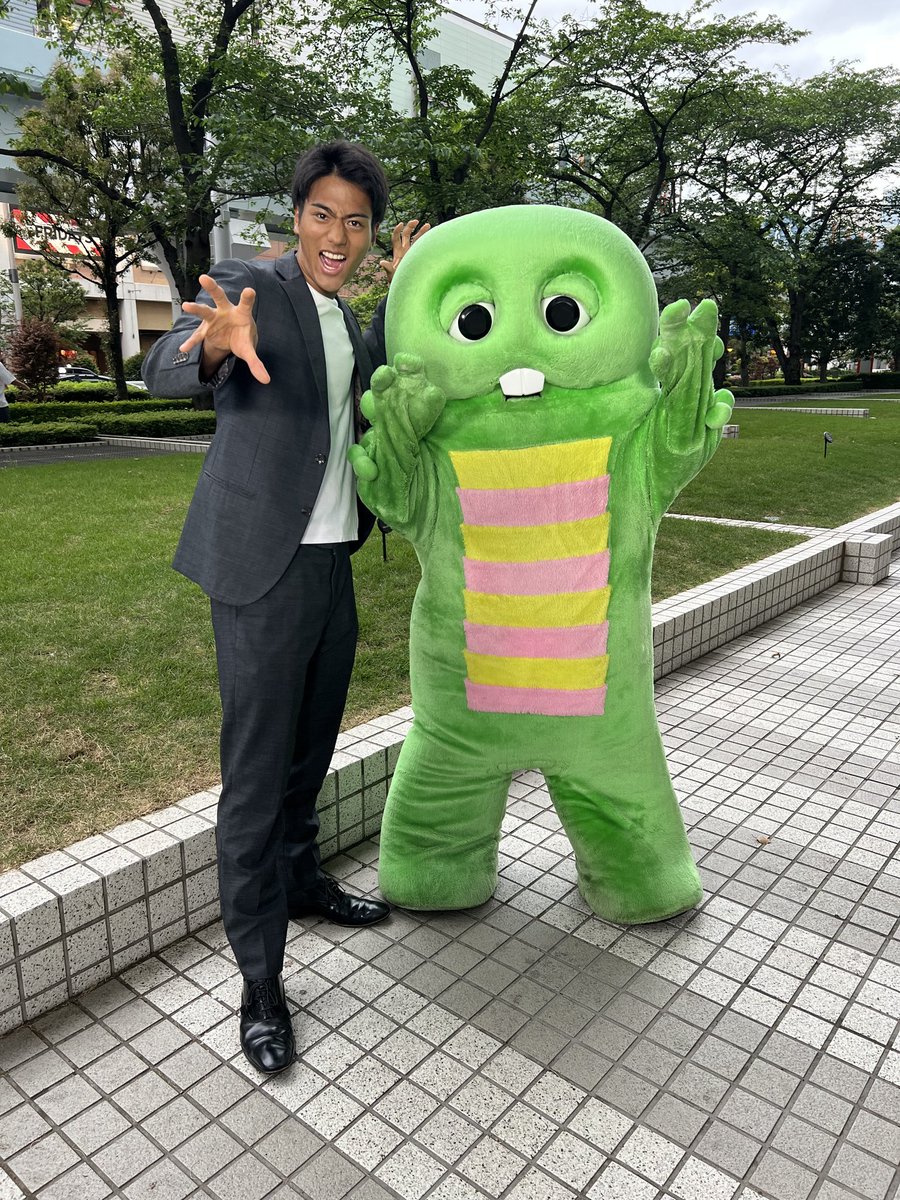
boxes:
[1,564,898,1200]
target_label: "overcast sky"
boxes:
[451,0,899,79]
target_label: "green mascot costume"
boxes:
[349,205,733,924]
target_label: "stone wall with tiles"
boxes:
[651,536,846,679]
[1,503,898,1034]
[0,716,410,1036]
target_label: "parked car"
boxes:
[57,366,148,390]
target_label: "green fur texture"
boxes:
[349,205,733,924]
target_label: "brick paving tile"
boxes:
[1,560,899,1200]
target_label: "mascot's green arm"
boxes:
[645,297,734,521]
[348,353,446,537]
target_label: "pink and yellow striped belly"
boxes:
[450,437,612,717]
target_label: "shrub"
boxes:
[53,381,152,402]
[0,420,98,446]
[8,397,194,423]
[859,371,900,390]
[8,318,59,402]
[70,352,98,372]
[92,410,216,437]
[123,351,146,380]
[348,286,388,329]
[730,380,864,398]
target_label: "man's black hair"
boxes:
[291,141,389,228]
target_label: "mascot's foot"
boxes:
[577,862,703,925]
[379,859,497,912]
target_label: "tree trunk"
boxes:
[739,332,750,386]
[180,209,216,302]
[102,254,129,401]
[713,310,730,389]
[782,287,804,385]
[818,353,829,382]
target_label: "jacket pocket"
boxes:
[202,424,261,496]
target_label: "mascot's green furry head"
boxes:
[383,205,660,436]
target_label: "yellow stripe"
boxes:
[464,587,610,628]
[462,514,609,562]
[465,652,609,690]
[451,437,612,489]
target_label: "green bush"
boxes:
[0,420,98,446]
[348,286,388,329]
[8,397,194,423]
[6,380,161,403]
[70,353,98,372]
[92,410,216,437]
[860,371,900,390]
[731,380,864,398]
[123,351,146,380]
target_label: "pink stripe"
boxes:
[464,550,609,596]
[464,622,608,658]
[466,680,607,716]
[457,476,609,526]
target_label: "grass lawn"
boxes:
[1,455,804,868]
[675,401,900,526]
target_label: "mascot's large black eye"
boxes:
[542,294,590,335]
[450,302,494,342]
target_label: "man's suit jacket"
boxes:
[143,250,385,607]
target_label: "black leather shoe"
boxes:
[290,874,391,927]
[239,974,295,1075]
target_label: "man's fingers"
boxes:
[198,274,233,309]
[245,351,270,385]
[409,222,431,243]
[237,339,269,385]
[181,301,217,323]
[178,325,208,353]
[237,287,257,312]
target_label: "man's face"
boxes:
[294,174,377,297]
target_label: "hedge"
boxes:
[730,380,866,398]
[0,421,98,446]
[860,371,900,390]
[91,410,216,437]
[9,397,194,424]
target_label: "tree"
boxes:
[18,0,359,301]
[661,207,777,386]
[18,259,89,350]
[803,237,882,379]
[525,0,799,249]
[8,318,59,401]
[877,225,900,369]
[4,64,163,398]
[337,0,546,226]
[692,67,900,383]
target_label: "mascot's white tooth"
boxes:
[499,368,544,397]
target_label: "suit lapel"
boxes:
[276,251,327,411]
[338,299,374,386]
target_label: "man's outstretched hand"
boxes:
[379,220,431,281]
[180,273,271,385]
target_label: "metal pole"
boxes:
[0,203,23,322]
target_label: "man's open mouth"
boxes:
[499,368,545,401]
[319,251,347,274]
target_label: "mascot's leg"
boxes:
[378,724,510,910]
[543,738,702,925]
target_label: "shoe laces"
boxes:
[322,874,345,903]
[247,977,280,1018]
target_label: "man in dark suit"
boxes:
[143,142,426,1074]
